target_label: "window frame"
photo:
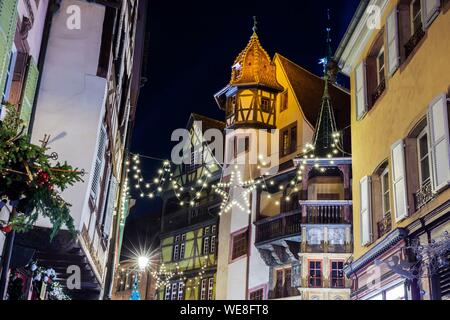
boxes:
[230,228,248,262]
[280,90,288,113]
[2,43,17,104]
[380,167,391,217]
[410,0,422,35]
[330,260,345,288]
[376,47,386,86]
[308,260,322,288]
[417,127,432,187]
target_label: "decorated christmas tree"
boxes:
[129,276,141,300]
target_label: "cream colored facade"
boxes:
[336,0,450,300]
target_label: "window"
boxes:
[330,261,345,288]
[178,282,185,300]
[376,47,385,86]
[417,128,431,186]
[230,136,250,159]
[410,0,422,35]
[173,234,186,261]
[280,123,297,157]
[249,288,264,300]
[210,235,216,254]
[171,283,178,300]
[2,44,17,104]
[261,97,271,113]
[207,278,214,300]
[203,237,210,255]
[200,279,207,300]
[231,229,248,261]
[367,283,406,300]
[309,260,322,288]
[200,277,214,300]
[164,285,171,300]
[381,168,391,216]
[166,282,185,300]
[202,225,217,255]
[280,91,288,112]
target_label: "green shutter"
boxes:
[0,0,18,99]
[20,58,39,130]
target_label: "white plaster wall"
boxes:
[17,0,49,62]
[226,258,247,300]
[31,0,107,231]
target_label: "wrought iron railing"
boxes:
[372,79,386,105]
[255,210,302,245]
[414,180,434,211]
[405,26,425,60]
[377,212,392,239]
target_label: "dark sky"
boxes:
[122,0,361,256]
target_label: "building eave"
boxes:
[335,0,389,76]
[343,228,408,277]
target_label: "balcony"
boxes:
[405,25,425,60]
[300,200,352,225]
[414,180,434,211]
[268,286,299,300]
[377,213,392,239]
[255,210,302,267]
[371,79,386,105]
[255,209,302,245]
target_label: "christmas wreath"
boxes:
[0,104,84,239]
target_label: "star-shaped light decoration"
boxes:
[213,166,259,216]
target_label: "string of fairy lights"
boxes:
[126,129,345,289]
[127,130,345,212]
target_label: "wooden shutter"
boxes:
[428,94,450,193]
[19,58,39,131]
[0,0,18,98]
[386,8,400,76]
[391,140,409,221]
[422,0,441,29]
[360,176,372,246]
[355,61,368,120]
[103,176,117,237]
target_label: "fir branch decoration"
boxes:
[0,104,84,240]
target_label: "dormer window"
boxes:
[232,62,242,80]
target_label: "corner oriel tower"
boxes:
[214,18,284,300]
[215,17,283,130]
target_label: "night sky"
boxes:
[122,0,361,258]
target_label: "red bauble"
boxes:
[37,170,50,185]
[1,225,13,234]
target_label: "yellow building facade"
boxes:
[336,0,450,300]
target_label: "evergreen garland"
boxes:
[0,105,84,240]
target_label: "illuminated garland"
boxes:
[127,130,344,209]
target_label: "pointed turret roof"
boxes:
[229,19,283,91]
[312,73,341,157]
